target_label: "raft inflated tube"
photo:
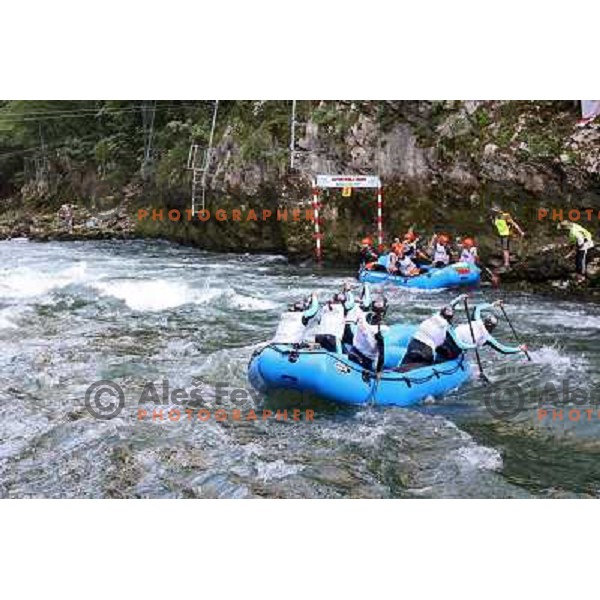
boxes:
[248,324,472,407]
[359,255,480,290]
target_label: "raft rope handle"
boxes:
[266,344,467,387]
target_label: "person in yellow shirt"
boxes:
[559,221,594,282]
[491,206,525,269]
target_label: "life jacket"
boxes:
[413,314,450,352]
[316,303,346,341]
[345,305,361,326]
[391,242,403,255]
[403,240,417,258]
[398,255,419,276]
[569,223,593,247]
[273,296,319,343]
[272,312,306,344]
[353,316,379,361]
[387,252,398,273]
[455,321,489,348]
[494,214,511,237]
[433,243,449,265]
[460,247,477,264]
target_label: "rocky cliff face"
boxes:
[192,101,600,256]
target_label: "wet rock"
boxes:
[503,247,572,283]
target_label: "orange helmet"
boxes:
[361,237,372,246]
[438,234,450,245]
[404,231,416,242]
[391,242,402,255]
[462,237,475,248]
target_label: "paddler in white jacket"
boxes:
[348,296,388,371]
[452,301,527,356]
[272,293,319,344]
[399,294,476,368]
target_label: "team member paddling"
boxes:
[399,295,476,368]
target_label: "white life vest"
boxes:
[398,255,418,276]
[387,252,398,273]
[272,312,306,343]
[403,241,417,258]
[433,243,449,265]
[353,314,388,360]
[316,303,346,340]
[460,247,477,264]
[413,314,449,351]
[345,305,361,325]
[455,320,489,348]
[353,319,378,360]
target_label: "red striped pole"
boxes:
[313,187,322,262]
[377,186,383,247]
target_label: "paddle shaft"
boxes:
[499,305,532,361]
[464,298,488,382]
[376,321,385,374]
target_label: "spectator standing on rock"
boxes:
[491,206,525,270]
[559,220,594,282]
[57,203,75,233]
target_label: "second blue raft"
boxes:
[358,255,480,290]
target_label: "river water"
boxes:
[1,238,599,498]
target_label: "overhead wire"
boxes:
[0,102,207,123]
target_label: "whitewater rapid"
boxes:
[1,239,599,497]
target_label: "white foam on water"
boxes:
[557,314,600,331]
[93,279,221,311]
[0,311,17,329]
[0,262,89,300]
[0,237,29,243]
[226,291,277,311]
[255,459,303,482]
[451,445,503,472]
[530,345,576,370]
[0,305,32,331]
[523,308,600,331]
[251,254,288,264]
[320,414,388,447]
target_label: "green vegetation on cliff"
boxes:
[1,100,599,272]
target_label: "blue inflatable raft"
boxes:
[248,324,471,407]
[358,255,480,290]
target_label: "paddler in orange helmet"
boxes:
[429,232,453,268]
[403,229,429,265]
[359,237,379,269]
[459,237,479,265]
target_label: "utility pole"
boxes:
[200,100,219,210]
[290,100,297,169]
[141,101,156,179]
